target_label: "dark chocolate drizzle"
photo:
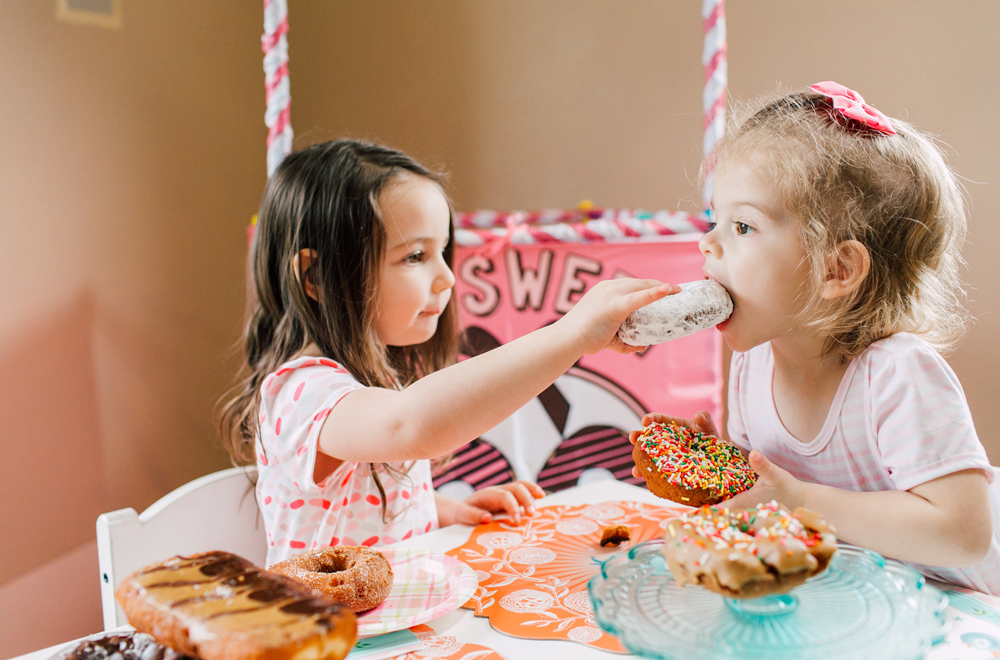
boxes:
[49,632,193,660]
[131,551,349,626]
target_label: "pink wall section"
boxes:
[0,293,102,584]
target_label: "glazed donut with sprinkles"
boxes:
[662,501,838,599]
[632,421,756,506]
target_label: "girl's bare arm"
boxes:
[799,469,993,567]
[724,451,993,568]
[317,279,676,464]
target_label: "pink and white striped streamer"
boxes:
[702,0,727,206]
[456,208,601,230]
[262,0,292,177]
[454,209,709,248]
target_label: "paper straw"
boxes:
[262,0,292,177]
[702,0,727,206]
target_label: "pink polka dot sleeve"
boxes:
[257,357,363,493]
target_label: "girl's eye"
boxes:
[403,251,425,264]
[705,221,717,232]
[735,222,754,235]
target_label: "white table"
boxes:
[390,480,667,660]
[12,480,1000,660]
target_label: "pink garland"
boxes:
[454,209,709,248]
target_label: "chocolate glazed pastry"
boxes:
[115,551,357,660]
[49,632,193,660]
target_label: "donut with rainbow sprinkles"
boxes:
[633,421,756,506]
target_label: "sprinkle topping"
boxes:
[637,422,756,498]
[669,501,832,557]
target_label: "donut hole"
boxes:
[315,556,355,574]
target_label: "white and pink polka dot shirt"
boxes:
[255,356,439,567]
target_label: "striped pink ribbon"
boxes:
[262,0,292,177]
[702,0,727,206]
[454,209,709,248]
[455,208,603,230]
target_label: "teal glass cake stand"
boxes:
[587,539,948,660]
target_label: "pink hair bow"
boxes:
[810,81,896,135]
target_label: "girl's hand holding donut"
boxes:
[558,279,678,356]
[436,481,545,527]
[720,450,807,511]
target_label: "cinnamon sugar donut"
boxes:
[269,546,393,613]
[633,422,755,506]
[662,501,838,599]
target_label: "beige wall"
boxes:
[0,2,261,655]
[2,0,999,655]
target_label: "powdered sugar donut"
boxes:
[617,279,732,346]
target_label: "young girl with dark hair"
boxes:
[220,139,676,566]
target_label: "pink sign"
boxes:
[433,236,723,495]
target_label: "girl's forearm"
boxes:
[399,324,580,447]
[324,324,582,462]
[800,477,991,567]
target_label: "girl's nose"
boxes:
[699,227,722,259]
[433,258,456,293]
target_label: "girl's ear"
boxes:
[292,249,319,301]
[820,240,871,300]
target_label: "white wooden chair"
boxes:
[96,466,266,630]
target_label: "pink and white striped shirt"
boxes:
[728,332,1000,594]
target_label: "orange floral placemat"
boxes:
[400,624,502,660]
[445,501,684,653]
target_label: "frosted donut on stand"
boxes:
[618,279,732,346]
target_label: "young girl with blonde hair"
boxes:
[220,139,676,567]
[634,82,1000,594]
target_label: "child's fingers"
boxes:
[642,412,679,427]
[638,412,720,437]
[473,487,524,524]
[628,429,641,445]
[500,482,539,514]
[718,490,756,511]
[632,466,642,479]
[621,282,679,314]
[606,336,645,354]
[453,501,493,526]
[515,480,546,499]
[693,411,718,436]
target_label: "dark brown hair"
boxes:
[706,90,969,360]
[218,139,458,512]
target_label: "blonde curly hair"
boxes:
[705,89,970,360]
